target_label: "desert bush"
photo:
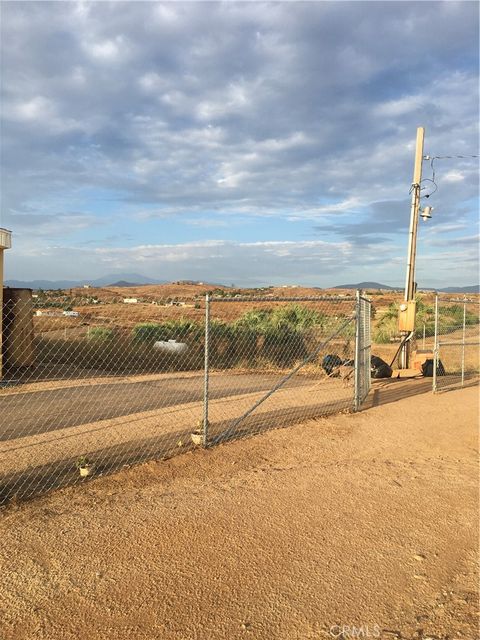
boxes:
[132,319,202,343]
[233,304,325,333]
[88,327,115,341]
[215,304,330,368]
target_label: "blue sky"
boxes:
[1,1,478,287]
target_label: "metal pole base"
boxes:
[399,339,410,369]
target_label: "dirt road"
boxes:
[0,372,309,440]
[0,385,478,640]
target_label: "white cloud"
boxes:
[10,96,53,121]
[375,95,424,117]
[83,36,128,62]
[442,171,465,183]
[138,72,167,93]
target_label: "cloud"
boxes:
[5,238,388,286]
[0,1,478,286]
[6,235,477,289]
[2,210,102,237]
[442,171,465,183]
[426,234,480,248]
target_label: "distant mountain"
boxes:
[4,273,165,290]
[93,273,165,286]
[4,276,478,294]
[108,280,147,288]
[333,281,400,291]
[333,282,479,293]
[4,279,85,290]
[439,285,479,294]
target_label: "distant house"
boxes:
[35,310,63,317]
[63,310,79,317]
[123,298,138,304]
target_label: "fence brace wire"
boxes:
[209,312,356,446]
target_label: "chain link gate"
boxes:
[433,294,480,392]
[200,293,371,446]
[354,292,372,410]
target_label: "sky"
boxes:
[1,0,479,288]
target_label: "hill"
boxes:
[4,273,165,290]
[440,285,479,294]
[333,281,400,291]
[4,276,478,294]
[333,282,479,294]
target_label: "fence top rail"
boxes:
[208,295,356,303]
[438,340,480,346]
[436,296,480,304]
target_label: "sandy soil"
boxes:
[0,374,351,479]
[0,385,478,640]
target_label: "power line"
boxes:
[424,155,478,160]
[420,154,479,197]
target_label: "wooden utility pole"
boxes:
[399,126,425,369]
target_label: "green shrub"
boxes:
[217,305,331,367]
[88,326,115,341]
[132,319,202,343]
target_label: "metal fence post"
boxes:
[203,293,210,447]
[354,289,361,411]
[433,294,439,392]
[461,300,466,387]
[364,298,371,399]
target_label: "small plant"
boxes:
[191,419,207,446]
[76,455,90,469]
[76,456,94,477]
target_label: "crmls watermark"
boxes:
[329,624,381,638]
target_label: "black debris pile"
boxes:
[322,354,394,379]
[321,354,344,376]
[421,358,446,377]
[370,355,393,379]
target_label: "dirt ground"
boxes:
[0,385,478,640]
[0,372,351,482]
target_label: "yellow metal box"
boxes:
[398,300,416,332]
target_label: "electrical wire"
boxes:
[388,331,414,369]
[420,177,437,198]
[418,153,479,198]
[425,155,479,160]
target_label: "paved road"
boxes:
[0,373,311,441]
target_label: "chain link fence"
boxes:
[355,294,372,408]
[1,289,208,504]
[433,294,480,392]
[0,290,371,504]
